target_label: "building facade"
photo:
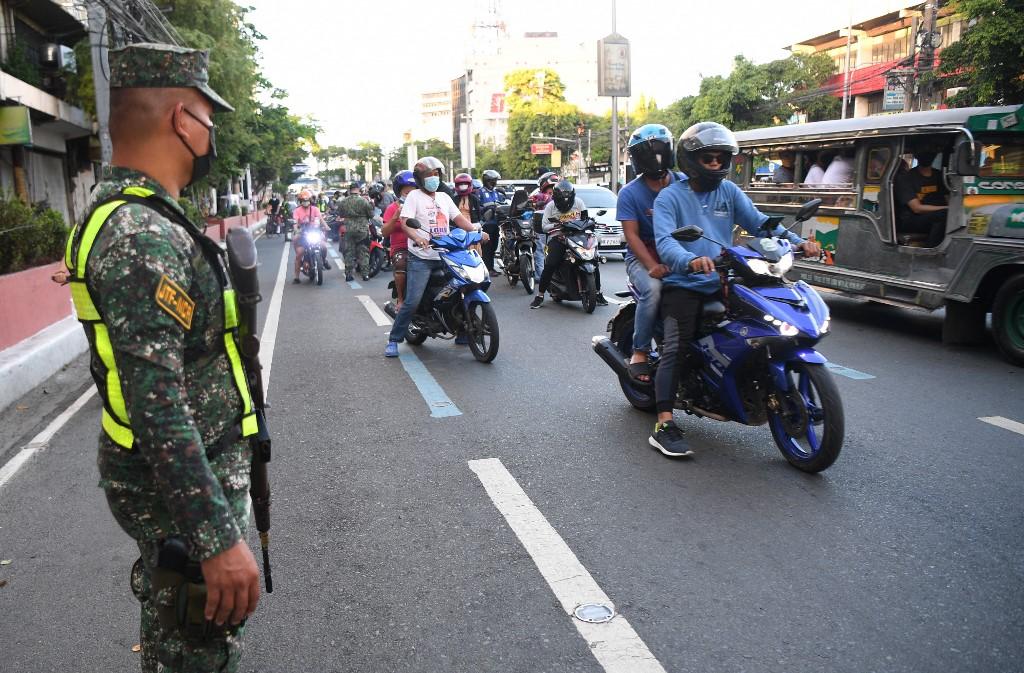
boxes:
[789,2,965,118]
[416,89,453,145]
[0,0,95,226]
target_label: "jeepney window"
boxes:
[865,147,892,183]
[979,139,1024,177]
[744,143,858,212]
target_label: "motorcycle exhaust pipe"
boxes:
[383,301,398,319]
[591,336,654,391]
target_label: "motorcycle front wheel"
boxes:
[768,362,844,473]
[520,254,535,295]
[405,320,428,345]
[466,301,499,363]
[581,273,597,314]
[313,252,323,286]
[368,248,385,278]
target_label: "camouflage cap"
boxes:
[108,42,234,113]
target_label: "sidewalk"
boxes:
[0,217,265,415]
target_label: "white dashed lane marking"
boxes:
[978,416,1024,437]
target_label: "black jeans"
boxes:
[482,221,500,272]
[898,211,946,247]
[655,286,717,414]
[538,237,602,294]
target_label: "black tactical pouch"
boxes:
[151,537,217,640]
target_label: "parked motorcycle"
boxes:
[543,213,604,314]
[496,190,537,294]
[367,220,391,278]
[298,227,326,286]
[591,199,844,473]
[266,211,285,237]
[383,219,499,363]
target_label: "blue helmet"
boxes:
[627,123,674,178]
[392,170,416,195]
[472,178,483,193]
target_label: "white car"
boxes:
[574,185,624,256]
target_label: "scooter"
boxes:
[367,220,391,278]
[544,214,604,314]
[591,199,844,473]
[383,219,499,363]
[496,190,538,294]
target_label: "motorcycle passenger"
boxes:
[531,172,560,282]
[530,179,607,309]
[619,124,684,382]
[649,122,821,457]
[453,173,482,224]
[292,188,329,284]
[339,182,375,282]
[478,169,506,275]
[384,157,486,358]
[382,170,417,309]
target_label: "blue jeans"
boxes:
[625,255,662,353]
[534,234,546,280]
[389,255,443,342]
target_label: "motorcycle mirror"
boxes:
[795,199,822,223]
[510,189,528,214]
[761,215,785,233]
[596,209,607,216]
[671,225,704,242]
[406,218,423,230]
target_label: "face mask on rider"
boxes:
[423,175,441,192]
[176,108,216,187]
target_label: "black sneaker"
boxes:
[362,274,370,282]
[530,295,544,309]
[345,274,354,282]
[292,278,300,284]
[595,292,609,306]
[649,421,694,457]
[323,259,332,270]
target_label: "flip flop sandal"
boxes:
[628,360,652,383]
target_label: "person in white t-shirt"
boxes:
[384,156,487,357]
[802,152,829,185]
[821,151,854,186]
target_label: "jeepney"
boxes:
[731,105,1024,366]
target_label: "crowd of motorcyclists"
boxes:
[264,119,827,461]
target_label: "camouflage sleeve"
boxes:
[91,207,242,560]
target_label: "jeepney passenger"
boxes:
[894,146,948,247]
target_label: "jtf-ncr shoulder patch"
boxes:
[155,275,195,330]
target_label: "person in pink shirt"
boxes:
[292,189,328,283]
[381,170,417,308]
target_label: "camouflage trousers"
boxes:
[343,224,370,277]
[131,539,245,673]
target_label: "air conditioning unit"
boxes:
[39,43,63,69]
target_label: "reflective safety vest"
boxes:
[64,186,257,450]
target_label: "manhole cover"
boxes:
[573,602,615,624]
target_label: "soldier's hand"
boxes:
[201,541,261,626]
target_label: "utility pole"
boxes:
[903,13,920,113]
[917,0,940,110]
[88,3,112,166]
[610,0,619,192]
[841,11,853,119]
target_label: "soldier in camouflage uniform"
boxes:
[338,183,374,281]
[65,43,261,672]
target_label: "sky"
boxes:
[244,0,909,150]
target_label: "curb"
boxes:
[0,316,88,414]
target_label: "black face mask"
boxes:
[177,108,217,187]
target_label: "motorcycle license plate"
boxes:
[600,236,620,246]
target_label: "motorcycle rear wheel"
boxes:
[520,254,535,294]
[768,362,843,473]
[368,248,385,278]
[405,320,428,345]
[466,301,499,363]
[614,313,656,412]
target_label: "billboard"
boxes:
[597,33,630,97]
[0,106,32,145]
[490,93,506,114]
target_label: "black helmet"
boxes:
[368,181,384,197]
[552,179,575,212]
[482,169,501,189]
[676,122,738,189]
[413,156,445,188]
[627,124,675,178]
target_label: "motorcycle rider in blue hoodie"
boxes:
[649,122,820,458]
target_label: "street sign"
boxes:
[597,33,631,97]
[883,83,905,112]
[551,150,561,168]
[530,143,555,155]
[0,106,32,145]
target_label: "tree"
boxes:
[938,0,1024,107]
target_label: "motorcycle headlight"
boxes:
[304,231,323,244]
[773,251,794,275]
[747,252,792,277]
[746,258,772,275]
[460,263,488,283]
[820,317,830,334]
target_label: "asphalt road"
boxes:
[1,234,1022,673]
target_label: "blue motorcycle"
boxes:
[592,199,844,472]
[384,220,499,363]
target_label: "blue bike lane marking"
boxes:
[398,347,463,418]
[825,362,875,380]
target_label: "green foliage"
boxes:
[177,196,202,223]
[1,39,42,87]
[229,205,241,217]
[241,204,249,215]
[505,69,568,110]
[0,196,68,275]
[64,40,96,117]
[939,0,1024,106]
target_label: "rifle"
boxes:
[225,227,274,593]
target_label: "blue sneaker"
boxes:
[384,341,399,358]
[455,333,469,345]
